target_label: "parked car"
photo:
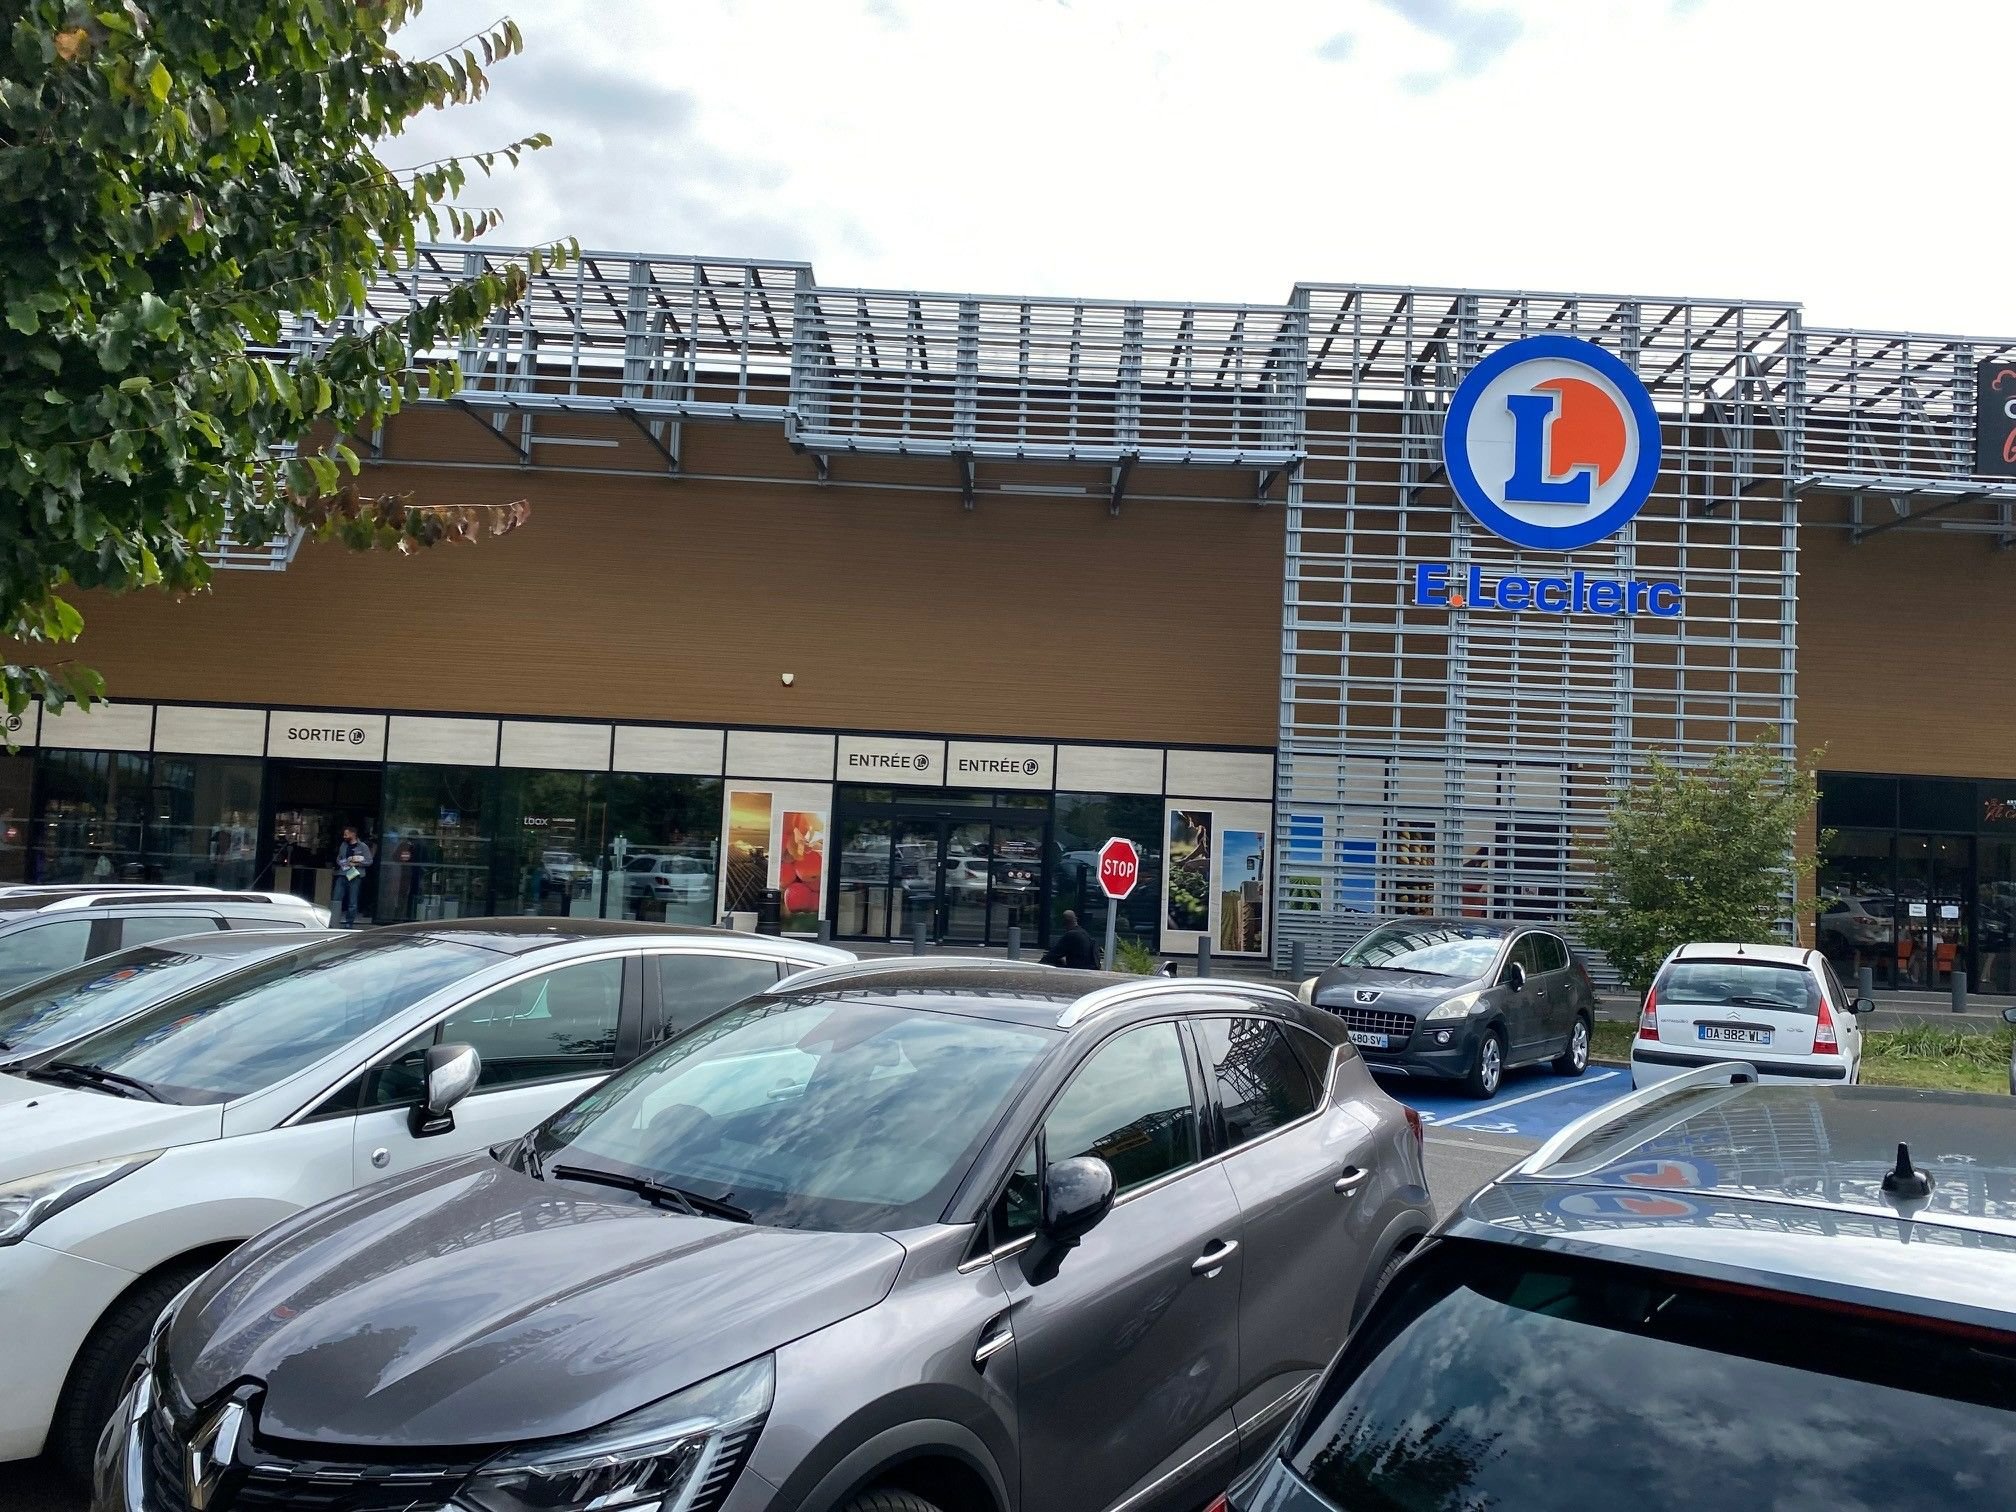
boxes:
[1221,1067,2016,1511]
[0,888,324,996]
[1301,917,1598,1098]
[0,919,850,1478]
[1817,893,1896,952]
[0,929,338,1070]
[624,852,715,905]
[1630,941,1872,1088]
[101,959,1434,1512]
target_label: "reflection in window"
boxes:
[437,957,623,1089]
[146,756,261,888]
[380,764,493,924]
[34,749,148,883]
[1050,792,1162,953]
[1044,1023,1197,1192]
[1193,1017,1318,1148]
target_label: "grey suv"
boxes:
[98,959,1432,1512]
[1224,1066,2016,1511]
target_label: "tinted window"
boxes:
[528,997,1049,1231]
[116,914,220,948]
[1534,933,1569,972]
[437,958,623,1089]
[1194,1017,1318,1148]
[1044,1023,1197,1193]
[0,919,94,992]
[1338,922,1502,979]
[1289,1242,2016,1512]
[1506,934,1545,980]
[0,946,226,1059]
[49,935,488,1103]
[1656,959,1819,1015]
[655,954,781,1041]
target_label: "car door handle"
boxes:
[1334,1165,1368,1195]
[1191,1239,1240,1277]
[973,1313,1013,1369]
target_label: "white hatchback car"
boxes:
[0,919,850,1478]
[1630,941,1872,1088]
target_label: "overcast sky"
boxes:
[391,0,2016,333]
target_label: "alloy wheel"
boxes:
[1480,1037,1502,1095]
[1571,1019,1589,1071]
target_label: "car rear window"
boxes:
[1287,1241,2016,1511]
[1656,959,1819,1014]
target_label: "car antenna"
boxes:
[1880,1142,1933,1201]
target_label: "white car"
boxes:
[1630,941,1871,1088]
[0,919,851,1478]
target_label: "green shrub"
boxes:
[1113,936,1160,975]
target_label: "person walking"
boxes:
[1041,909,1100,970]
[332,825,373,928]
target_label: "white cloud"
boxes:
[388,0,2016,333]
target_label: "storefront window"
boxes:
[600,773,722,926]
[34,749,148,882]
[1816,828,1895,988]
[494,770,603,918]
[380,765,494,922]
[147,756,261,888]
[0,752,31,883]
[1050,793,1163,951]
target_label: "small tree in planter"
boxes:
[1580,738,1822,991]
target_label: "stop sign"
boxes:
[1096,837,1140,900]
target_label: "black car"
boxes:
[1221,1066,2016,1512]
[1302,917,1598,1097]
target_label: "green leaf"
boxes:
[148,58,171,103]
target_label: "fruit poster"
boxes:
[718,783,832,936]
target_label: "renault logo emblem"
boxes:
[184,1399,246,1511]
[1354,988,1381,1004]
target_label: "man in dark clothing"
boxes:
[331,825,373,928]
[1042,909,1100,970]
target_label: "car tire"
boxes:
[1463,1027,1505,1099]
[1352,1241,1416,1328]
[50,1258,211,1483]
[841,1494,946,1512]
[1553,1014,1591,1077]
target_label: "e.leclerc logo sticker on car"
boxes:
[1444,333,1662,552]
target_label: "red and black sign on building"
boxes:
[1977,359,2016,476]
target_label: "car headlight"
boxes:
[455,1355,773,1512]
[1423,991,1484,1022]
[0,1153,161,1246]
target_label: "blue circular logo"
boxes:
[1443,334,1662,552]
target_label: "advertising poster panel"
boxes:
[719,783,832,935]
[1161,798,1272,957]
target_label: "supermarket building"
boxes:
[8,248,2016,992]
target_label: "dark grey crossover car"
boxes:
[1222,1066,2016,1511]
[97,959,1432,1512]
[1303,917,1599,1097]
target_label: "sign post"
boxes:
[1096,837,1141,970]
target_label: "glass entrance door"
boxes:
[1895,834,1970,989]
[833,792,1050,947]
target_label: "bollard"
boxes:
[912,919,928,956]
[1290,939,1306,982]
[1195,936,1212,979]
[816,918,832,943]
[1006,925,1021,961]
[1857,965,1874,1005]
[1953,967,1968,1015]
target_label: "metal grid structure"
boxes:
[1798,325,2016,543]
[1274,286,1803,969]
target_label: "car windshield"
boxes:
[1336,922,1504,979]
[41,935,490,1104]
[1658,960,1818,1014]
[526,995,1053,1232]
[1288,1240,2016,1511]
[0,946,236,1058]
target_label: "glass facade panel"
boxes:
[0,752,30,883]
[601,773,721,926]
[1050,792,1163,951]
[494,769,602,918]
[1817,773,1897,831]
[1977,839,2016,996]
[380,764,493,922]
[834,813,894,939]
[34,749,148,882]
[146,756,261,888]
[1816,828,1895,987]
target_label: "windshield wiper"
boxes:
[30,1061,165,1102]
[1719,995,1800,1010]
[549,1163,753,1223]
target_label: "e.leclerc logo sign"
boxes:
[1416,333,1679,618]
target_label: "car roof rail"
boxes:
[1058,976,1299,1028]
[775,954,1053,995]
[38,889,234,912]
[1516,1061,1761,1177]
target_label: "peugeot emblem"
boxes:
[1354,988,1381,1004]
[184,1399,246,1511]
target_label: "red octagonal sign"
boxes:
[1097,837,1141,901]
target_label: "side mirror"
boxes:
[1040,1156,1116,1246]
[2002,1006,2016,1026]
[1504,961,1526,991]
[1297,976,1317,1005]
[410,1042,481,1137]
[1853,997,1878,1015]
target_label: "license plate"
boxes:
[1698,1024,1771,1046]
[1348,1030,1390,1049]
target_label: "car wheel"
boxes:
[1463,1028,1504,1099]
[1352,1241,1417,1328]
[50,1259,211,1483]
[1553,1015,1591,1077]
[841,1493,946,1512]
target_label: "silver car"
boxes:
[100,959,1433,1512]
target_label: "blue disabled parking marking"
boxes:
[1386,1066,1628,1140]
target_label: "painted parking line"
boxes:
[1378,1064,1633,1141]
